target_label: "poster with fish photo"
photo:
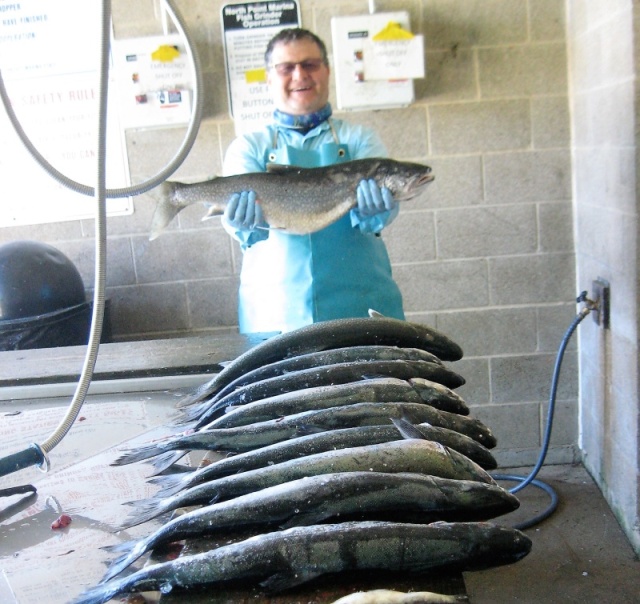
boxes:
[221,1,300,135]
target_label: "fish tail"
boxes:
[101,539,137,554]
[110,442,171,466]
[116,498,169,530]
[149,181,184,241]
[391,416,428,440]
[176,399,212,423]
[149,472,190,497]
[100,539,150,583]
[147,451,188,475]
[69,578,127,604]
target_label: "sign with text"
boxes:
[221,1,300,135]
[0,0,132,228]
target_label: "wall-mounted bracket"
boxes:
[591,278,610,329]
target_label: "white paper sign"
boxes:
[221,1,301,135]
[363,36,425,80]
[111,34,194,129]
[0,0,132,228]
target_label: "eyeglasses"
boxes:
[270,58,326,76]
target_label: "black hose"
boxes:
[491,302,592,529]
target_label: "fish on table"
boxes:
[104,471,520,580]
[175,316,465,409]
[70,521,532,604]
[149,157,434,240]
[117,438,497,529]
[184,358,466,429]
[142,421,497,497]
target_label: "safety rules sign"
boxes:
[221,1,300,134]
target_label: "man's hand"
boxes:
[356,179,397,216]
[223,191,265,230]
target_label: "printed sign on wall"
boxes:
[221,1,300,135]
[0,0,132,228]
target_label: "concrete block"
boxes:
[56,236,136,288]
[436,307,538,357]
[529,0,567,41]
[133,230,232,283]
[403,155,484,210]
[491,350,578,404]
[471,401,541,449]
[126,122,224,183]
[0,220,82,243]
[446,356,491,405]
[187,277,240,329]
[489,252,576,305]
[539,201,574,252]
[532,96,571,149]
[429,100,530,155]
[385,211,436,264]
[417,48,476,102]
[394,258,489,312]
[337,107,429,158]
[484,150,572,204]
[422,0,528,48]
[108,282,189,337]
[478,43,567,98]
[536,303,580,353]
[544,398,579,446]
[436,204,537,259]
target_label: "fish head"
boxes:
[373,159,435,202]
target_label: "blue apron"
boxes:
[238,128,404,334]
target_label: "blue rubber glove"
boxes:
[351,179,399,233]
[222,190,269,248]
[223,190,265,230]
[356,179,396,216]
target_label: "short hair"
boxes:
[264,28,329,67]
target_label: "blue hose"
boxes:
[491,302,593,529]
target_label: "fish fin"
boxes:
[294,424,327,436]
[261,568,324,593]
[174,375,221,408]
[265,162,302,174]
[110,443,167,466]
[360,372,389,380]
[101,539,137,554]
[279,510,328,529]
[148,473,188,497]
[391,417,428,440]
[100,539,150,583]
[115,498,169,530]
[147,451,187,475]
[176,399,212,423]
[368,308,386,318]
[68,582,124,604]
[149,181,185,241]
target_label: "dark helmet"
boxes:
[0,240,85,320]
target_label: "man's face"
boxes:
[267,38,330,115]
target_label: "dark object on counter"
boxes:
[0,240,111,350]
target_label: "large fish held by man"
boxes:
[149,157,434,240]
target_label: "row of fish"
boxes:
[71,316,531,604]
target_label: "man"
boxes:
[222,28,404,334]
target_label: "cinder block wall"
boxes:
[0,0,577,466]
[567,0,640,554]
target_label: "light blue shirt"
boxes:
[221,117,404,333]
